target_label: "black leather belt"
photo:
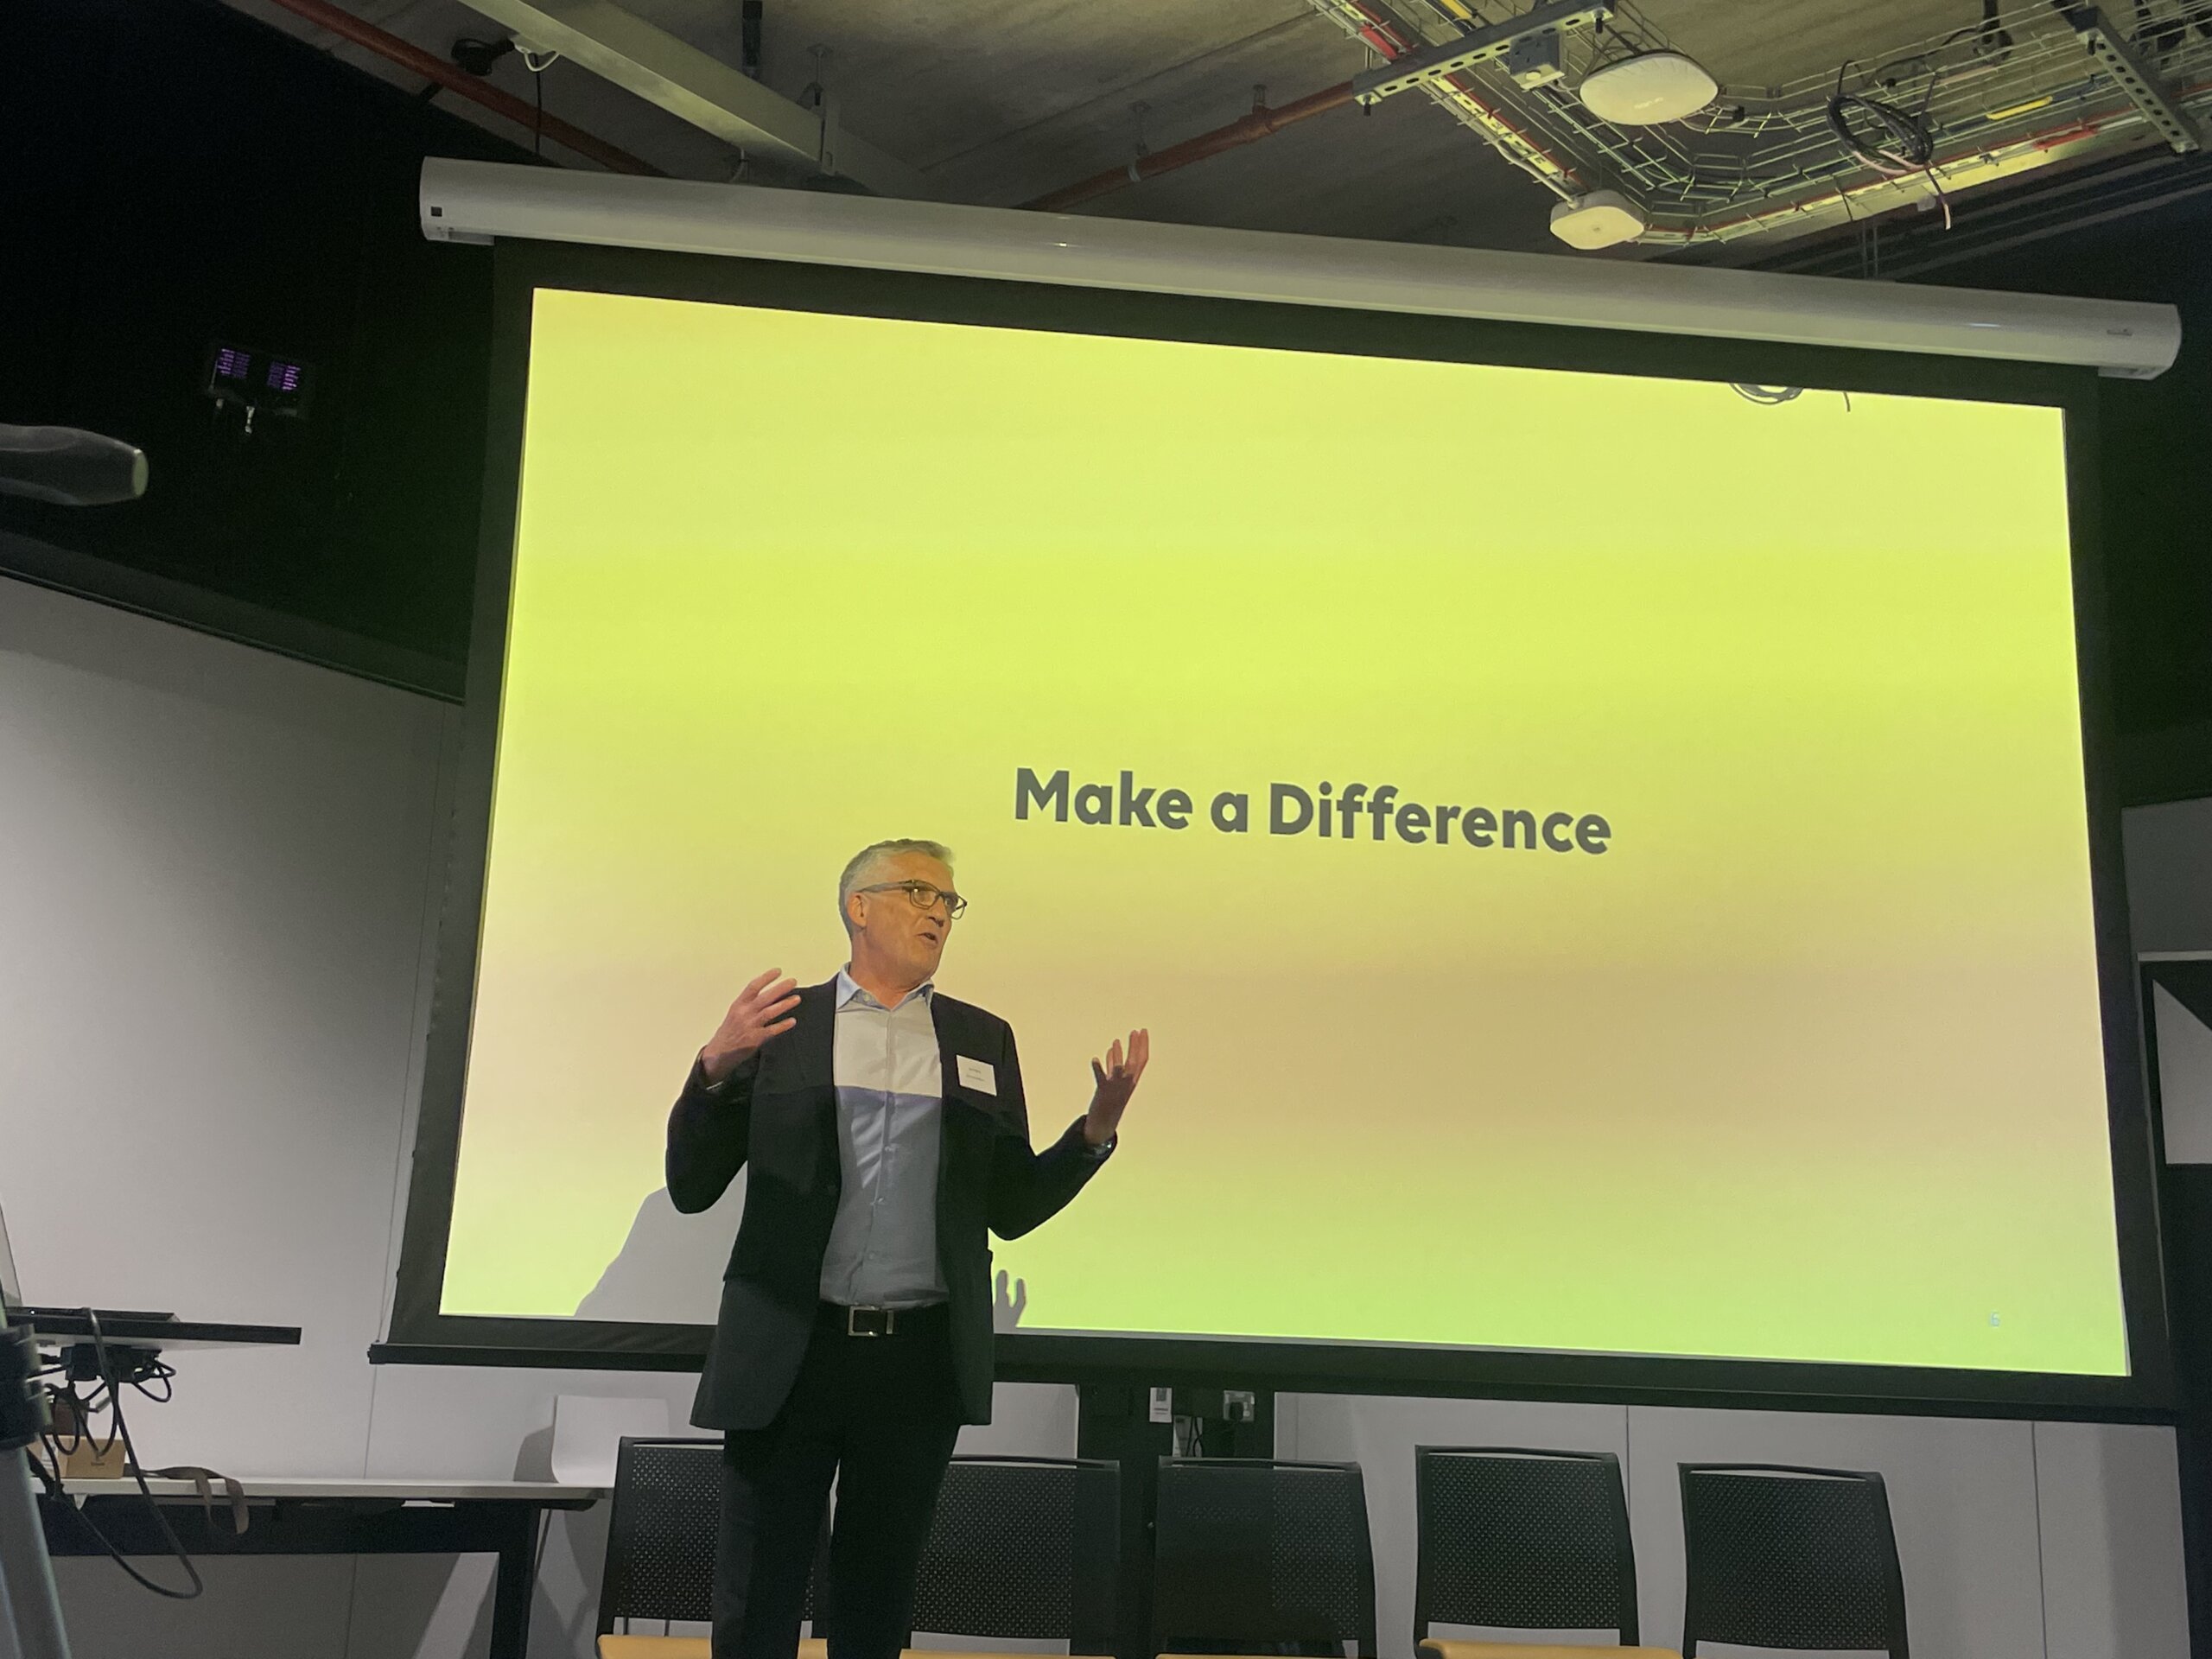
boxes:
[819,1301,947,1338]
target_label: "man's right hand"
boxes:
[700,969,801,1084]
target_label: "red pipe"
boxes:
[1022,80,1359,213]
[261,0,661,176]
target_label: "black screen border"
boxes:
[380,234,2172,1422]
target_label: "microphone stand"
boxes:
[1,1313,72,1659]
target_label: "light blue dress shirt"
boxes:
[820,968,948,1308]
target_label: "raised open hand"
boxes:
[1083,1027,1150,1148]
[700,969,800,1084]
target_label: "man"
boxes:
[667,837,1149,1659]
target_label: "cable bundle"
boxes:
[1826,62,1954,229]
[26,1312,204,1599]
[1825,88,1936,176]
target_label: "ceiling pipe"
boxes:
[1016,0,1586,217]
[1021,80,1357,213]
[260,0,661,176]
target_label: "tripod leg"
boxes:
[0,1446,71,1659]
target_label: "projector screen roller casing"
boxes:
[416,159,2183,380]
[379,235,2171,1421]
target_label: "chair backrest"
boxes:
[1678,1463,1908,1659]
[1413,1446,1639,1645]
[597,1437,829,1635]
[1151,1457,1378,1658]
[910,1455,1121,1652]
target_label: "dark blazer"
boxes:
[667,976,1107,1429]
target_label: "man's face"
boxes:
[847,851,957,982]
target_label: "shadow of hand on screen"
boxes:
[574,1174,744,1324]
[992,1268,1027,1333]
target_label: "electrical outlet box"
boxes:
[1506,32,1565,90]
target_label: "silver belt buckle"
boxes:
[846,1305,894,1338]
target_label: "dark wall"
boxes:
[1910,196,2212,770]
[1,0,525,677]
[8,0,2210,767]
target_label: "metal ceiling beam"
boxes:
[264,0,659,174]
[1351,0,1610,105]
[458,0,926,196]
[2074,7,2202,154]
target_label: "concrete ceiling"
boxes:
[234,0,2115,254]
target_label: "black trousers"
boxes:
[715,1303,963,1659]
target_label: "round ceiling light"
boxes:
[1578,51,1718,125]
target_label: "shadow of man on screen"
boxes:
[575,1173,745,1324]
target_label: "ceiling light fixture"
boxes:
[1579,51,1718,125]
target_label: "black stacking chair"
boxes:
[595,1436,829,1659]
[1678,1464,1908,1659]
[1414,1447,1669,1656]
[1151,1457,1378,1659]
[907,1454,1122,1655]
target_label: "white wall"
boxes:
[0,576,2200,1657]
[0,578,1083,1658]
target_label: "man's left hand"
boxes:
[1084,1028,1150,1148]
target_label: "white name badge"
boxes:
[957,1055,997,1096]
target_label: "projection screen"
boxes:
[385,238,2167,1414]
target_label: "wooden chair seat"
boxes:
[602,1643,1075,1659]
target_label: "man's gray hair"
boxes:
[838,838,954,931]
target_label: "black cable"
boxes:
[80,1378,120,1459]
[1834,172,1869,279]
[1976,0,2016,59]
[1728,384,1854,414]
[40,1311,205,1600]
[1827,86,1934,175]
[1826,60,1954,231]
[534,68,544,158]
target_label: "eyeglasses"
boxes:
[857,880,969,920]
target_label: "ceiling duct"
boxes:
[451,0,924,197]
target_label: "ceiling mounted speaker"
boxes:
[1579,51,1718,125]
